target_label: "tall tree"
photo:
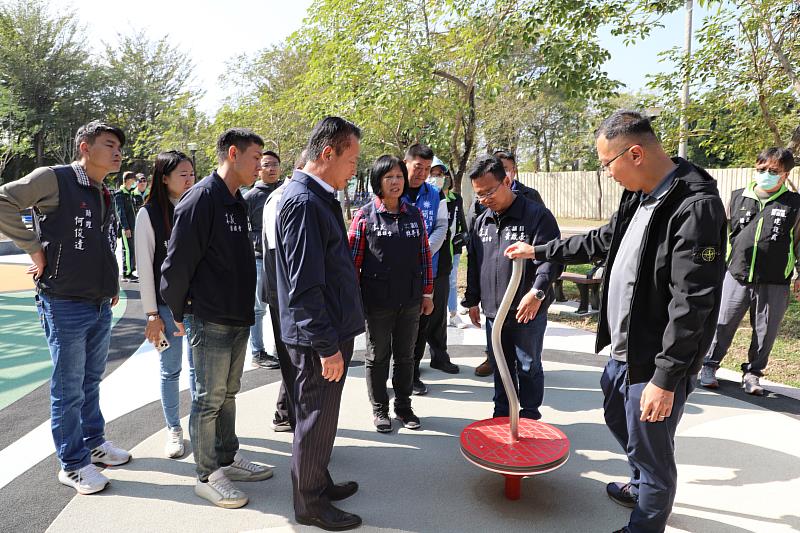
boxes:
[102,31,194,170]
[0,0,90,166]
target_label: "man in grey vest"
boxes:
[0,120,132,495]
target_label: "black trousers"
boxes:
[289,339,354,517]
[414,273,451,379]
[268,303,295,427]
[364,302,420,414]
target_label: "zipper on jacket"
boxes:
[51,243,62,279]
[748,213,764,283]
[622,179,680,382]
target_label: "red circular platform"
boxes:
[460,417,570,475]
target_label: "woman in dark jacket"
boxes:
[134,150,195,458]
[347,155,434,432]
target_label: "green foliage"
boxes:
[647,0,800,166]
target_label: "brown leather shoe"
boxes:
[474,358,493,377]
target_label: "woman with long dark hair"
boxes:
[347,155,434,432]
[134,150,196,458]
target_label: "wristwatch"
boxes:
[146,313,160,322]
[532,289,546,301]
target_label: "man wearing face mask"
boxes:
[700,147,800,395]
[403,144,457,397]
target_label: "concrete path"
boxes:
[45,345,800,533]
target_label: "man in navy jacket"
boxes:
[276,117,365,531]
[161,128,273,509]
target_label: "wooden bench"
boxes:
[553,271,602,314]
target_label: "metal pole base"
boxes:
[504,475,522,500]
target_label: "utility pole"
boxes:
[678,0,693,158]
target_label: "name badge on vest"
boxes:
[400,221,420,238]
[73,208,93,251]
[502,225,525,242]
[225,212,243,233]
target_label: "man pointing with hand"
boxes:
[506,110,726,533]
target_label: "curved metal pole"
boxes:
[491,258,524,441]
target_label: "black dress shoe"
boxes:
[430,360,460,374]
[606,482,637,508]
[296,504,362,531]
[325,481,358,501]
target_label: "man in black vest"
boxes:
[276,117,364,531]
[244,150,282,370]
[0,120,132,495]
[700,147,800,394]
[161,128,273,509]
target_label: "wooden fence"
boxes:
[504,168,800,220]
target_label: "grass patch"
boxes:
[721,298,800,387]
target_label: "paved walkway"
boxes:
[0,254,798,532]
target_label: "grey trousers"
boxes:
[703,271,790,376]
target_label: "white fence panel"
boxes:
[517,168,800,220]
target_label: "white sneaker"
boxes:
[221,452,273,482]
[58,464,109,495]
[195,469,248,509]
[699,366,718,388]
[742,373,765,396]
[90,441,132,466]
[165,427,185,458]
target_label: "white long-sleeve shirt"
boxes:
[133,198,178,315]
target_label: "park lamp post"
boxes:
[187,142,198,172]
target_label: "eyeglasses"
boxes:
[475,182,505,200]
[261,163,280,169]
[601,146,633,172]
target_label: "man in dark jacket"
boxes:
[161,128,273,509]
[276,117,364,531]
[506,110,726,533]
[470,150,544,377]
[244,150,283,370]
[114,171,138,281]
[463,154,562,421]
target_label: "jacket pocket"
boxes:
[361,271,390,303]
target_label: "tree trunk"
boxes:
[34,129,45,167]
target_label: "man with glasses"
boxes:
[470,150,544,378]
[244,150,283,370]
[506,110,727,533]
[700,147,800,394]
[462,154,561,424]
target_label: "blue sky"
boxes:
[599,3,713,95]
[50,1,710,115]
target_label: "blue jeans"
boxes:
[188,317,249,480]
[158,305,196,429]
[485,312,546,420]
[249,257,267,354]
[601,358,695,533]
[36,293,112,472]
[448,254,460,313]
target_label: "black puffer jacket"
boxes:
[535,158,727,391]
